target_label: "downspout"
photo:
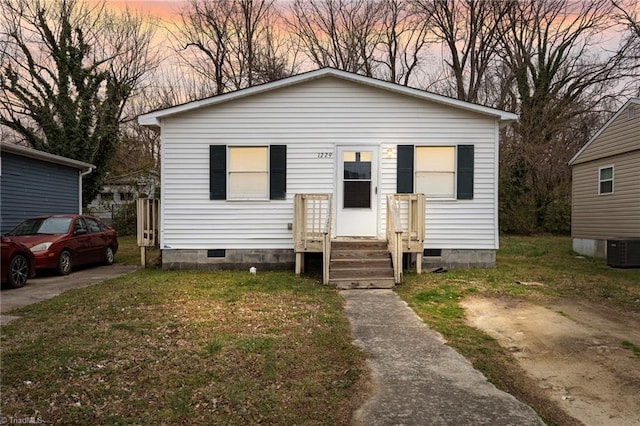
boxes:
[79,166,94,213]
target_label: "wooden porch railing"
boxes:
[136,198,160,267]
[386,195,404,284]
[293,194,332,284]
[386,194,426,281]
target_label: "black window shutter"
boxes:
[397,145,414,193]
[210,145,226,200]
[457,145,474,200]
[270,145,286,200]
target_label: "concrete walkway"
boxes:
[341,289,545,426]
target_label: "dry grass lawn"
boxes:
[1,270,369,425]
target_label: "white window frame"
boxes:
[598,165,614,195]
[414,146,457,199]
[227,146,269,200]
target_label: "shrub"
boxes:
[112,201,137,236]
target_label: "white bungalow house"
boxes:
[139,68,517,286]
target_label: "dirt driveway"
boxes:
[1,264,137,324]
[462,297,640,426]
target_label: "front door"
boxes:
[336,146,378,237]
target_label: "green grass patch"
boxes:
[1,269,368,424]
[115,235,160,266]
[622,340,640,358]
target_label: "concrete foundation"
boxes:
[572,238,607,259]
[162,247,495,271]
[162,249,296,271]
[420,249,496,269]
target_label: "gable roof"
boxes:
[569,97,640,165]
[138,67,518,127]
[0,142,94,171]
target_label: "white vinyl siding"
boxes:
[160,76,499,250]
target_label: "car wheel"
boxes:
[57,250,72,275]
[105,246,115,265]
[8,254,29,288]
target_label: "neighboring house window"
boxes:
[209,145,286,200]
[599,166,614,195]
[397,145,474,199]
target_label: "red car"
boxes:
[1,236,36,288]
[7,215,119,275]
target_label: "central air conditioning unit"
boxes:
[607,238,640,268]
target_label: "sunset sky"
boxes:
[101,0,631,53]
[103,0,184,23]
[96,0,635,97]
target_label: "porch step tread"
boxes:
[330,277,396,289]
[331,241,387,251]
[331,253,391,265]
[330,269,394,279]
[329,239,395,288]
[330,250,390,259]
[330,260,392,268]
[331,249,388,253]
[330,266,393,271]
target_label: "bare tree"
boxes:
[0,0,158,204]
[613,0,640,96]
[614,0,640,50]
[413,0,512,104]
[115,98,161,182]
[251,20,303,84]
[175,0,296,96]
[375,0,433,85]
[175,0,234,95]
[497,0,637,233]
[229,0,273,87]
[287,0,384,76]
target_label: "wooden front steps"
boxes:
[329,239,395,289]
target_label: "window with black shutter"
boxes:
[456,145,474,200]
[396,145,474,199]
[209,145,286,200]
[397,145,414,193]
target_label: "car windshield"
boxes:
[10,217,72,235]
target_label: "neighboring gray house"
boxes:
[0,143,94,234]
[87,172,159,223]
[569,98,640,258]
[139,68,517,277]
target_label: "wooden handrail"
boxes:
[136,198,160,267]
[322,196,332,284]
[387,194,426,277]
[386,195,404,284]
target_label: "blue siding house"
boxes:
[0,143,94,234]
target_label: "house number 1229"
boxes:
[317,152,333,159]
